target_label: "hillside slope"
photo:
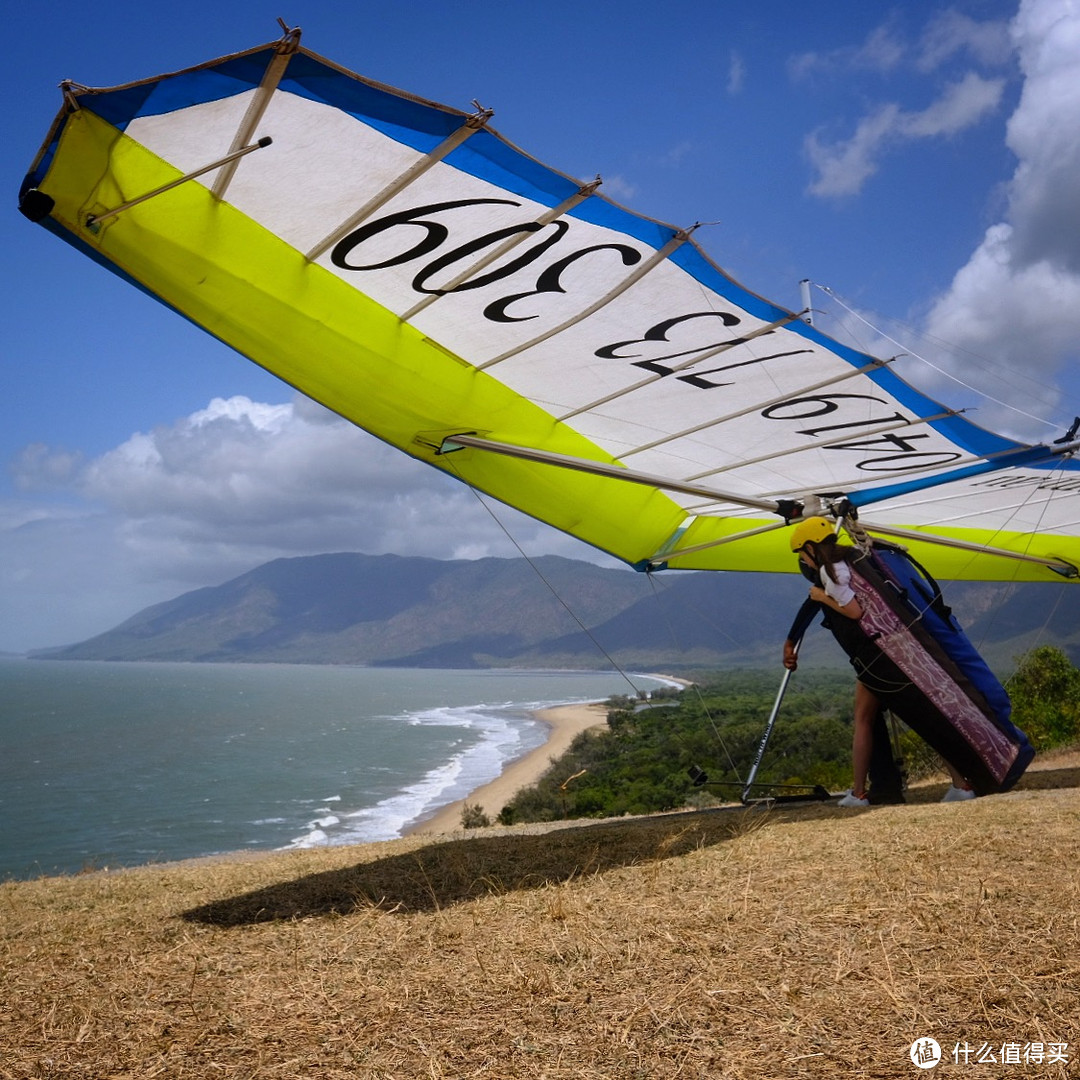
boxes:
[35,552,1078,669]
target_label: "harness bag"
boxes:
[828,542,1034,795]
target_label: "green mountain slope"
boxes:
[33,553,1078,669]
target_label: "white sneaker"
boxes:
[838,790,870,807]
[942,785,975,802]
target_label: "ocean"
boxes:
[0,659,667,880]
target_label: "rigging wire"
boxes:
[644,571,745,784]
[812,283,1063,434]
[804,279,1074,670]
[445,457,752,782]
[1000,583,1070,696]
[968,459,1073,669]
[447,468,644,699]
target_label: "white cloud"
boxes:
[793,11,1010,82]
[921,0,1080,434]
[805,104,901,198]
[61,395,593,564]
[790,20,906,81]
[796,8,1013,199]
[901,71,1007,136]
[918,10,1013,70]
[1,395,614,651]
[806,73,1005,197]
[599,174,637,201]
[659,141,695,168]
[12,443,83,490]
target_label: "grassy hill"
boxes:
[3,752,1078,1078]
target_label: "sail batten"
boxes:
[210,27,301,201]
[558,312,805,424]
[304,109,493,263]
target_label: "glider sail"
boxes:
[20,30,1080,582]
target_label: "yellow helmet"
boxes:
[789,516,835,552]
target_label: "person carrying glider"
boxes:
[782,517,975,807]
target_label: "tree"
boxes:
[460,802,491,829]
[1007,646,1080,751]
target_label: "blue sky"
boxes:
[5,0,1079,652]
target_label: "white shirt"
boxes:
[821,559,856,609]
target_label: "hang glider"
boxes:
[20,27,1080,582]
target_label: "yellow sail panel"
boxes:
[38,107,689,567]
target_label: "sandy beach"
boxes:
[405,700,610,836]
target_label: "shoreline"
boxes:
[404,674,694,837]
[404,700,610,836]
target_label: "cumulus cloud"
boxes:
[65,395,604,567]
[795,2,1079,438]
[921,0,1080,436]
[1,395,612,651]
[806,71,1006,197]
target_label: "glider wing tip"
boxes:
[19,188,54,223]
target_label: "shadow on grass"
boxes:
[180,765,1080,927]
[179,806,779,926]
[904,764,1080,803]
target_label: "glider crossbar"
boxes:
[622,357,893,459]
[558,312,806,422]
[304,105,494,262]
[400,178,603,323]
[439,433,782,513]
[477,231,693,371]
[211,27,300,200]
[647,519,790,566]
[85,138,273,227]
[859,519,1079,578]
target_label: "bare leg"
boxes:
[851,680,879,797]
[945,763,972,790]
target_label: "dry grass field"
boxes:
[3,755,1078,1079]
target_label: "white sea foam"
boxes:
[287,813,342,848]
[283,683,685,851]
[280,699,555,848]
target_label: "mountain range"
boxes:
[34,552,1078,670]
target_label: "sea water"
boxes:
[0,659,667,880]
